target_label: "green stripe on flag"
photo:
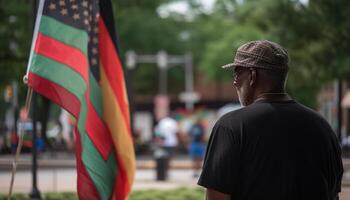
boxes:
[83,141,117,200]
[30,54,117,199]
[39,16,88,56]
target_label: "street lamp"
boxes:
[125,50,199,111]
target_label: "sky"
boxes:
[159,0,308,17]
[158,0,216,18]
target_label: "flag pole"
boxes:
[7,86,33,200]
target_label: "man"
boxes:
[198,40,343,200]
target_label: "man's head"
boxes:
[222,40,289,106]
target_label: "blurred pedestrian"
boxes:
[188,118,206,178]
[154,116,179,156]
[198,40,343,200]
[59,109,75,151]
[16,107,33,151]
[154,116,179,181]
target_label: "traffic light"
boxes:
[4,85,13,102]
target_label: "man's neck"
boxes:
[254,91,291,102]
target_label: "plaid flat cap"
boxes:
[222,40,289,71]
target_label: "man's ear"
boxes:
[249,69,256,86]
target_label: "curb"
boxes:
[0,159,192,170]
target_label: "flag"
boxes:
[26,0,135,199]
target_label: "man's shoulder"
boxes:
[291,101,327,120]
[218,102,271,121]
[295,103,333,128]
[218,100,327,125]
[219,106,246,120]
[217,105,254,128]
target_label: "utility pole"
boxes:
[336,80,342,143]
[29,92,41,199]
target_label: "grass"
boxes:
[0,187,205,200]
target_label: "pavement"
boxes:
[0,152,349,199]
[0,153,200,195]
[0,168,198,192]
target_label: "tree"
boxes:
[193,0,350,108]
[0,0,34,130]
[0,0,32,100]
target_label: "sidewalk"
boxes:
[0,153,195,170]
[0,152,350,196]
[1,152,349,171]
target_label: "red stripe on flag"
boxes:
[98,20,130,129]
[34,33,89,81]
[74,128,101,200]
[28,72,80,117]
[85,93,113,161]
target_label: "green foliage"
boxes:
[0,0,32,105]
[0,192,78,200]
[0,193,28,200]
[0,187,205,200]
[0,1,45,120]
[200,24,265,80]
[129,187,205,200]
[45,192,78,200]
[113,1,189,95]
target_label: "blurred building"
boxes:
[318,81,350,141]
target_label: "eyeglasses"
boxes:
[233,68,246,82]
[233,67,255,84]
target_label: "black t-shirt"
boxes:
[198,99,343,200]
